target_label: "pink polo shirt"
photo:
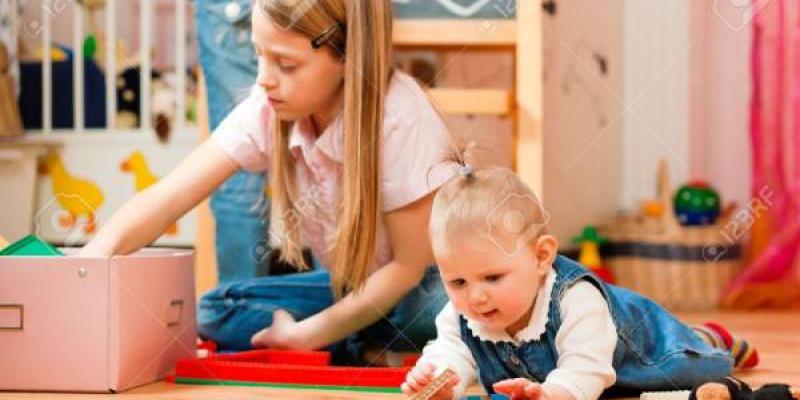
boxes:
[212,71,458,272]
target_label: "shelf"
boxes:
[426,88,513,115]
[393,20,517,47]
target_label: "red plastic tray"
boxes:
[172,348,411,388]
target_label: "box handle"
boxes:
[0,304,24,331]
[166,299,183,327]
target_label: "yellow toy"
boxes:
[120,151,178,235]
[39,153,104,233]
[642,200,665,218]
[572,225,615,283]
[34,46,68,62]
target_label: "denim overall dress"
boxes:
[460,255,733,396]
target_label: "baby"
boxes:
[401,164,758,400]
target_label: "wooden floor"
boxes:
[2,312,798,400]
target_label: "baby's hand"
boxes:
[493,378,544,399]
[401,363,459,400]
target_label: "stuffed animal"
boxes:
[151,73,177,143]
[115,67,196,142]
[691,377,799,400]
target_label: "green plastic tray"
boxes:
[0,234,63,256]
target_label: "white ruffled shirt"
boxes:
[417,270,619,400]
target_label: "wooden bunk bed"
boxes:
[393,1,543,194]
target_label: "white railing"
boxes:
[72,0,83,132]
[105,0,116,128]
[26,0,188,135]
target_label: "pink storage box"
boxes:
[0,248,197,392]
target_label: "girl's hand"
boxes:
[493,378,544,400]
[250,309,308,349]
[401,364,459,400]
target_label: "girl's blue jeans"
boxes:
[195,0,270,283]
[197,265,448,364]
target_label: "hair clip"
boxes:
[311,22,344,50]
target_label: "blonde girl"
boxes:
[82,0,457,362]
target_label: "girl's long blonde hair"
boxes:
[260,0,393,299]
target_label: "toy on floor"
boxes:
[409,368,457,400]
[690,377,799,400]
[169,348,411,393]
[641,391,691,400]
[641,377,799,400]
[572,225,615,283]
[0,234,63,256]
[408,368,509,400]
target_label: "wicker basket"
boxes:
[599,222,741,311]
[598,162,742,311]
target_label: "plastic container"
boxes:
[0,248,197,392]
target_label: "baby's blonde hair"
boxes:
[430,153,549,257]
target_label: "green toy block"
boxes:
[0,234,63,256]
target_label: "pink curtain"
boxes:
[723,0,800,308]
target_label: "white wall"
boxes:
[542,0,625,244]
[619,0,752,213]
[690,1,752,208]
[620,0,692,211]
[541,0,751,245]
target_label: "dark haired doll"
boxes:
[691,377,799,400]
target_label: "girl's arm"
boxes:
[282,192,438,350]
[80,139,240,256]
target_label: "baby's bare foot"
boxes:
[696,383,732,400]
